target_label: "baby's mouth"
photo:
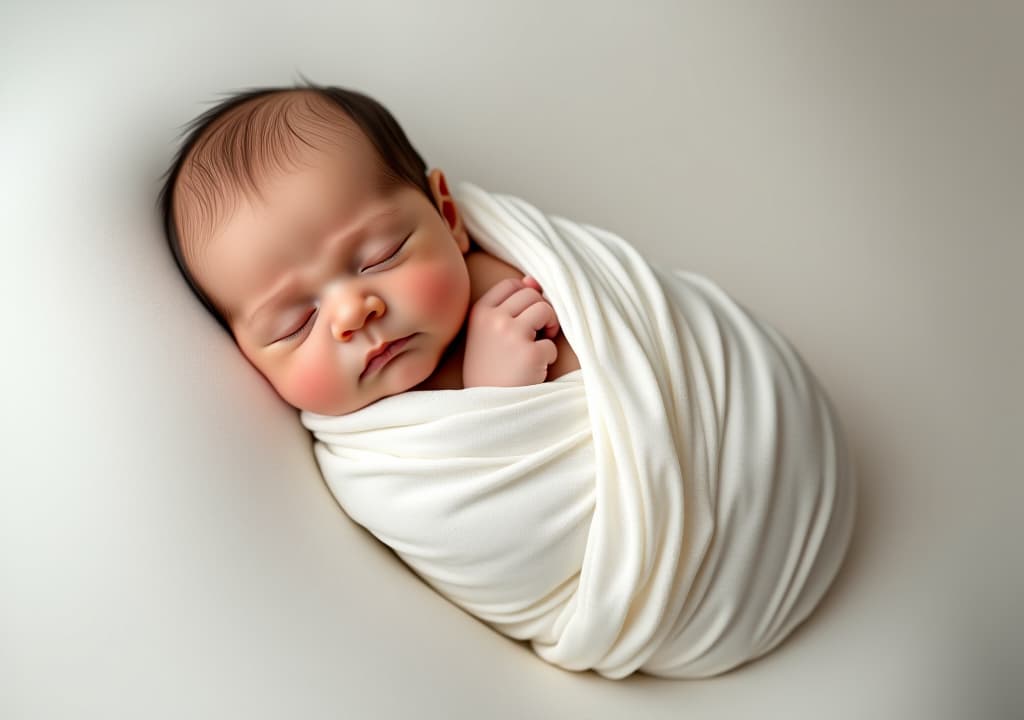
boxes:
[360,335,414,380]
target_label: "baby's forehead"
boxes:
[173,91,383,266]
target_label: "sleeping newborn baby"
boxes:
[160,81,855,680]
[161,86,579,415]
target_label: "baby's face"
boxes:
[188,138,472,416]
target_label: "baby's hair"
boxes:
[157,79,433,334]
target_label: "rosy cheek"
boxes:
[413,258,469,316]
[279,351,340,413]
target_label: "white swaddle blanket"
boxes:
[301,183,856,679]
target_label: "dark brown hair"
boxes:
[156,79,434,333]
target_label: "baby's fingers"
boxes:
[521,275,543,293]
[519,276,557,337]
[499,287,545,317]
[477,277,530,308]
[518,300,560,340]
[535,338,559,369]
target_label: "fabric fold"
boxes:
[301,183,855,679]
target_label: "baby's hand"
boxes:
[463,276,560,388]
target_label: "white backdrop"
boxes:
[2,1,1022,718]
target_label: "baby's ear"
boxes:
[428,169,470,254]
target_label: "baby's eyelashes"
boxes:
[360,234,411,272]
[277,309,316,342]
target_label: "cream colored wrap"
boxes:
[301,183,856,679]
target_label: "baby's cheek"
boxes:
[413,258,469,316]
[279,352,343,414]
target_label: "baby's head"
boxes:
[159,82,472,416]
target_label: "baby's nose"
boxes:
[330,293,386,342]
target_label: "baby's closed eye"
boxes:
[360,233,411,272]
[278,309,317,342]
